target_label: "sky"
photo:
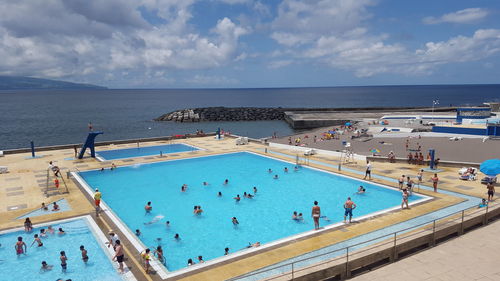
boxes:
[0,0,499,88]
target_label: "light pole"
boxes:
[431,100,439,124]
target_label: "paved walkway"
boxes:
[352,219,500,281]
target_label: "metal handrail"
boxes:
[228,200,498,281]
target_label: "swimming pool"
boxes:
[77,152,427,273]
[96,143,199,161]
[0,217,128,281]
[16,199,71,220]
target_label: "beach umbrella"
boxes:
[345,122,352,126]
[370,148,380,154]
[480,159,500,176]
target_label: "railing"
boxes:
[228,200,499,281]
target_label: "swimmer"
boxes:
[60,251,68,273]
[224,247,230,255]
[40,228,47,237]
[194,206,203,215]
[253,186,257,194]
[234,194,241,202]
[145,201,152,213]
[100,168,105,172]
[58,228,66,235]
[144,215,164,225]
[294,166,299,171]
[111,163,117,170]
[203,181,209,186]
[41,202,48,211]
[187,258,195,266]
[47,226,55,234]
[174,233,181,240]
[273,175,279,179]
[297,213,304,220]
[246,192,254,199]
[165,221,170,228]
[198,255,204,263]
[52,202,60,211]
[268,168,272,173]
[292,211,298,220]
[218,191,222,197]
[30,234,43,247]
[320,215,331,222]
[135,229,141,236]
[155,246,165,264]
[15,236,26,255]
[181,184,188,192]
[224,179,229,185]
[40,261,53,272]
[356,186,366,194]
[80,245,89,264]
[284,167,289,172]
[232,217,239,225]
[247,242,260,248]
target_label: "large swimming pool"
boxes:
[78,152,425,272]
[0,217,125,281]
[96,143,199,160]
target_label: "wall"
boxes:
[432,126,487,136]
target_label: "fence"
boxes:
[228,200,500,281]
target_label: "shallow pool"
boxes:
[79,152,424,272]
[96,143,199,160]
[0,218,123,281]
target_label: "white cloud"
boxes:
[0,0,248,85]
[268,60,293,69]
[423,8,489,25]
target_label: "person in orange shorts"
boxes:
[54,178,59,188]
[94,188,102,207]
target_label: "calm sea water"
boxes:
[1,85,499,150]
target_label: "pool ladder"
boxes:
[45,168,70,197]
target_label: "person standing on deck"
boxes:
[431,174,439,192]
[363,161,372,180]
[344,197,357,223]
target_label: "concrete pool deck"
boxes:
[0,135,494,280]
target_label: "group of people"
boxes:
[14,221,90,274]
[311,198,358,230]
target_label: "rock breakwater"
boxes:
[155,107,285,122]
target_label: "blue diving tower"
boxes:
[78,131,103,159]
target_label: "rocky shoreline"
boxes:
[154,107,286,122]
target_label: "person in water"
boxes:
[30,234,43,247]
[40,261,53,272]
[15,236,27,255]
[234,194,241,202]
[145,201,152,213]
[80,245,89,264]
[232,217,239,225]
[356,186,366,194]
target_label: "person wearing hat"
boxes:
[94,188,102,207]
[106,230,120,249]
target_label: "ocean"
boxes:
[1,85,499,150]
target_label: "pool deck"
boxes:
[0,136,493,281]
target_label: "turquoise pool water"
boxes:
[0,218,123,281]
[79,152,423,272]
[16,199,71,220]
[96,143,198,160]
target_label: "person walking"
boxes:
[431,173,439,192]
[363,161,372,180]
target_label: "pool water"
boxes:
[16,199,71,220]
[96,143,198,160]
[79,152,423,272]
[0,218,123,281]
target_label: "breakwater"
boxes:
[154,107,286,122]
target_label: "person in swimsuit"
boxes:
[401,190,409,209]
[417,169,423,187]
[155,246,165,265]
[218,191,222,197]
[142,248,152,273]
[58,228,65,235]
[40,228,47,237]
[253,186,257,194]
[41,203,48,211]
[268,168,273,173]
[234,195,241,202]
[47,226,55,234]
[135,229,141,236]
[80,245,89,264]
[406,176,414,195]
[232,217,239,225]
[60,251,68,273]
[273,174,279,179]
[292,211,298,220]
[478,198,488,208]
[187,258,195,266]
[297,213,304,220]
[15,236,27,255]
[311,201,321,230]
[181,184,188,192]
[31,234,43,247]
[40,261,53,272]
[52,202,60,211]
[398,175,405,190]
[224,247,230,255]
[198,255,204,263]
[145,201,152,213]
[24,218,33,232]
[224,179,229,185]
[174,233,181,240]
[284,167,288,173]
[356,186,366,194]
[431,174,439,192]
[487,182,495,201]
[343,197,357,223]
[113,240,125,273]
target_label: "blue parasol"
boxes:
[480,159,500,176]
[345,122,352,126]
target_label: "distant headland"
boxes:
[0,76,106,90]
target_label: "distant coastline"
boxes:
[0,76,106,90]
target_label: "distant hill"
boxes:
[0,76,106,89]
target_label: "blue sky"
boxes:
[0,0,499,88]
